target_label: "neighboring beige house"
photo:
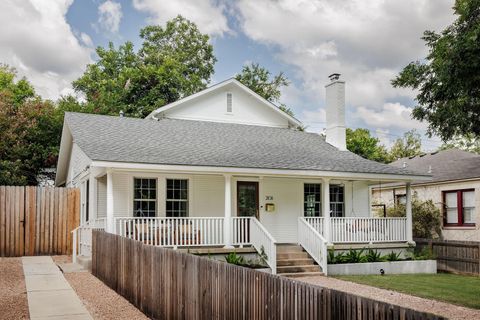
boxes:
[372,149,480,241]
[56,75,428,276]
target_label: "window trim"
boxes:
[442,188,475,227]
[226,92,233,113]
[133,177,158,217]
[303,183,321,217]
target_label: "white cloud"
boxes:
[235,0,455,132]
[354,102,426,131]
[98,0,122,33]
[132,0,230,36]
[0,0,93,100]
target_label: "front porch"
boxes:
[73,166,415,275]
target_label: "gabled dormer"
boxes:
[147,78,302,129]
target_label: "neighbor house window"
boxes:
[226,92,233,113]
[395,194,406,206]
[133,178,157,217]
[304,184,321,217]
[330,185,344,217]
[166,179,189,217]
[443,189,475,226]
[303,184,345,217]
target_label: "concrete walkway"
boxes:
[22,256,92,320]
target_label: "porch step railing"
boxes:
[72,218,106,263]
[232,217,252,246]
[250,218,277,274]
[298,217,328,275]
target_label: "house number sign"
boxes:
[265,196,273,201]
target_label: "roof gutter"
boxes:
[90,160,431,182]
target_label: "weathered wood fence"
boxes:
[93,231,444,320]
[415,238,480,276]
[0,186,80,257]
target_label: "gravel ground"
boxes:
[298,276,480,320]
[65,272,148,320]
[0,258,29,320]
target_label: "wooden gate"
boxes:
[0,186,80,257]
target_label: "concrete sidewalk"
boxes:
[22,256,92,320]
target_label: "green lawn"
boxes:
[336,273,480,309]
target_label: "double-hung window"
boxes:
[330,185,345,217]
[303,183,345,217]
[304,184,321,217]
[133,178,157,217]
[443,189,475,226]
[166,179,189,217]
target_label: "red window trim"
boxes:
[442,188,475,227]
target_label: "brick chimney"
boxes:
[325,73,346,151]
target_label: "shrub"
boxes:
[225,252,245,265]
[365,249,383,262]
[383,251,401,261]
[344,248,366,263]
[387,197,442,239]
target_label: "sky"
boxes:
[0,0,456,150]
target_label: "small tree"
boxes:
[387,197,442,239]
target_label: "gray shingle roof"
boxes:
[64,112,425,177]
[390,149,480,183]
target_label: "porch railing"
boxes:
[298,217,328,275]
[331,217,407,243]
[304,217,407,244]
[115,217,226,247]
[250,218,277,274]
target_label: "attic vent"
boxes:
[226,92,233,113]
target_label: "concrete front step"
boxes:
[278,271,325,278]
[277,258,315,266]
[277,252,310,260]
[276,245,304,253]
[76,255,92,271]
[277,265,321,273]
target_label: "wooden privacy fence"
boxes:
[93,231,444,320]
[0,186,80,257]
[415,238,480,276]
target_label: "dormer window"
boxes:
[226,92,233,113]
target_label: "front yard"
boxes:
[336,273,480,309]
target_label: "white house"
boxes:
[55,75,429,275]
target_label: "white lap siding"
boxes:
[110,172,224,218]
[96,175,107,218]
[66,143,91,187]
[258,178,371,243]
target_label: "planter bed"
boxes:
[328,260,437,276]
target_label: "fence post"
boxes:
[72,229,77,264]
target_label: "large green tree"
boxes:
[439,134,480,154]
[389,130,422,161]
[346,128,390,163]
[0,66,62,185]
[72,15,216,118]
[392,0,480,141]
[235,63,295,117]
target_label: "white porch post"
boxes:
[106,170,114,233]
[88,172,97,222]
[322,178,332,244]
[223,174,233,248]
[406,182,413,243]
